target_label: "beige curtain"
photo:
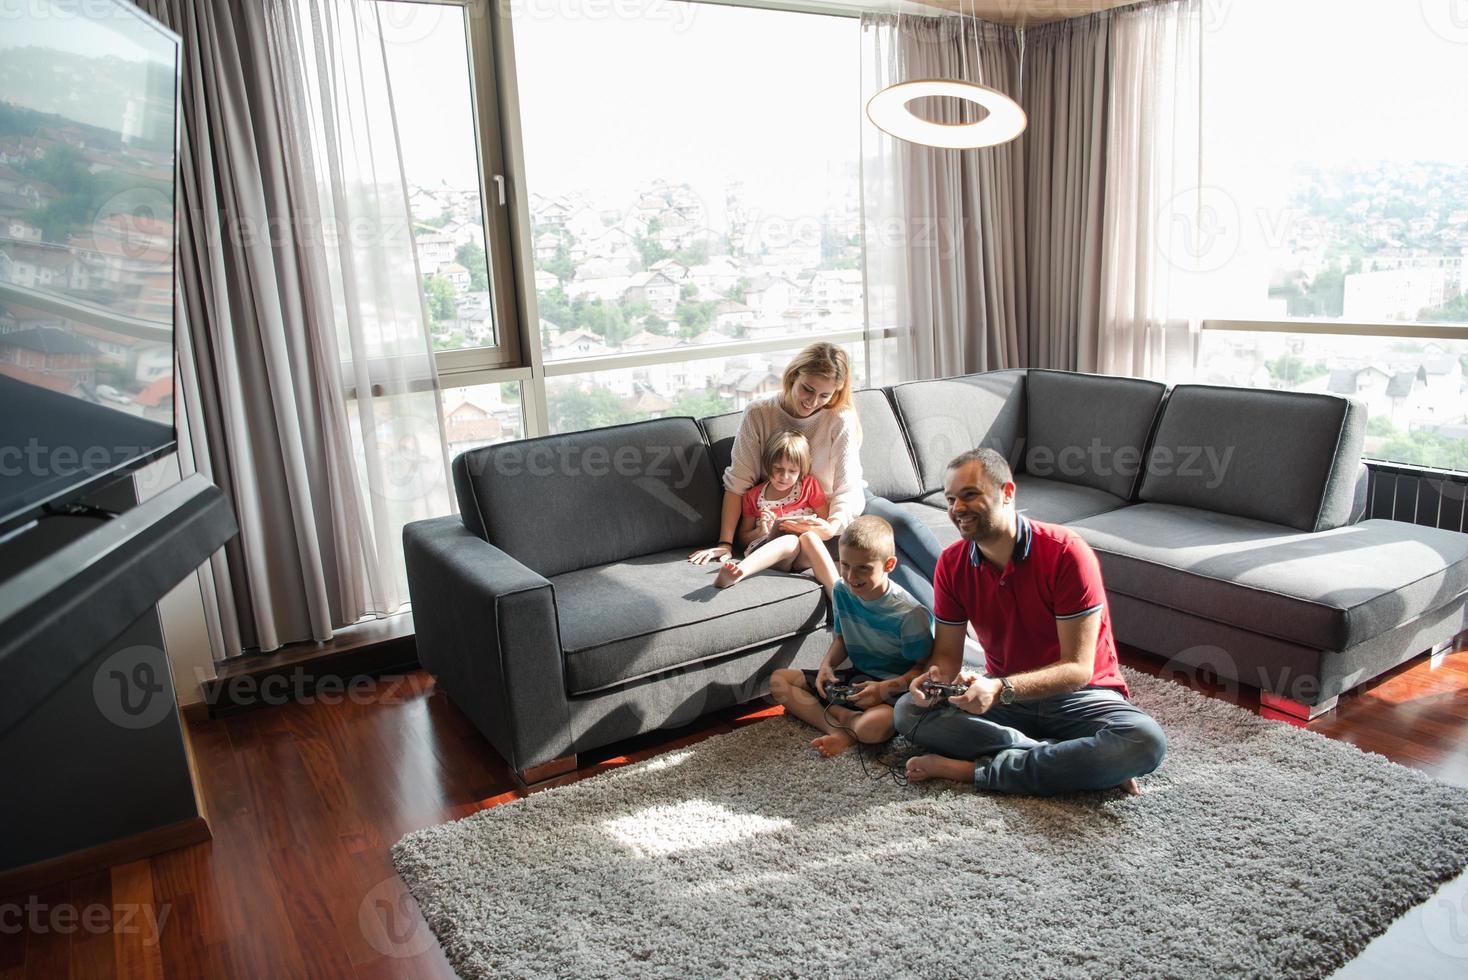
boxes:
[1021,0,1202,378]
[1097,0,1202,379]
[1021,14,1108,371]
[137,0,451,654]
[860,13,1028,383]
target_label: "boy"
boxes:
[768,515,934,757]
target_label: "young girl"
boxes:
[713,430,839,595]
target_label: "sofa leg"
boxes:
[1260,691,1339,721]
[515,754,578,792]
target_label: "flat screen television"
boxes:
[0,0,180,533]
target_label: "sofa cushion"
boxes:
[896,497,959,546]
[1138,385,1365,532]
[699,410,742,477]
[1023,370,1165,500]
[1069,503,1468,651]
[852,388,924,502]
[553,549,827,695]
[1014,476,1131,524]
[453,417,721,578]
[891,370,1027,493]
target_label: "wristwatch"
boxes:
[999,677,1016,705]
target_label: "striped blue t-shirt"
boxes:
[831,579,934,679]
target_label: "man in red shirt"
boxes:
[894,448,1167,796]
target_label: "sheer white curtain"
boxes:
[860,13,1028,384]
[1094,0,1202,379]
[263,0,452,620]
[261,0,449,619]
[139,0,450,654]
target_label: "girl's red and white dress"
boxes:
[740,474,827,554]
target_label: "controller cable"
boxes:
[818,687,944,790]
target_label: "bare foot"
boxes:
[1117,777,1142,796]
[713,560,744,589]
[811,731,857,758]
[905,754,977,784]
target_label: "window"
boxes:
[511,3,866,398]
[1196,0,1468,471]
[441,381,525,454]
[1201,1,1468,326]
[378,0,518,367]
[373,1,873,462]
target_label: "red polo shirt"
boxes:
[932,516,1129,696]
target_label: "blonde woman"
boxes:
[689,342,864,572]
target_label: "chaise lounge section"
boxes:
[868,369,1468,719]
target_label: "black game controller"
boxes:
[823,682,860,706]
[918,679,970,700]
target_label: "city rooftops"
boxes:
[0,326,96,355]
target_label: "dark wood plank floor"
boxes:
[4,644,1467,980]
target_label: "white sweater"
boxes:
[722,394,865,533]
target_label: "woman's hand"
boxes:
[688,543,732,565]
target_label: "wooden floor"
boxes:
[4,644,1468,980]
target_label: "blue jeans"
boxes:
[892,687,1167,796]
[861,492,946,609]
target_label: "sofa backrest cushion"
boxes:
[891,370,1027,494]
[1023,370,1166,500]
[701,389,924,504]
[852,388,924,502]
[1138,385,1365,532]
[453,417,722,577]
[699,410,742,478]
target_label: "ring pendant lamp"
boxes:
[865,0,1028,150]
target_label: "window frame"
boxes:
[384,0,877,443]
[379,0,523,376]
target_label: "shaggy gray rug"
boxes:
[392,670,1468,979]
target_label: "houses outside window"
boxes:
[511,4,867,426]
[1195,0,1468,471]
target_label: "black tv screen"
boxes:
[0,0,179,531]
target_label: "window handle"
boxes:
[492,174,506,207]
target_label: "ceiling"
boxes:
[914,0,1144,25]
[815,0,1146,27]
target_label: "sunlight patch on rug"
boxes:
[602,800,793,857]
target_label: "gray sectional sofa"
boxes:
[404,369,1468,784]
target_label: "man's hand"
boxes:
[813,663,838,698]
[908,666,942,708]
[849,680,884,710]
[948,675,1002,715]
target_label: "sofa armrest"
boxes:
[403,516,573,771]
[1350,462,1370,524]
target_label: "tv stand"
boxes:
[0,473,237,889]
